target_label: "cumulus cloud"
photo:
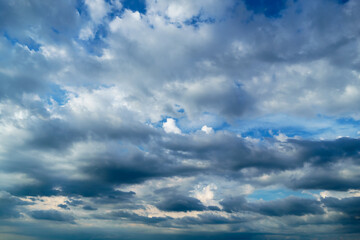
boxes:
[163,118,181,134]
[201,125,214,134]
[1,0,360,239]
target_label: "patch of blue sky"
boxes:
[152,111,229,134]
[242,0,348,21]
[51,27,60,34]
[47,84,68,106]
[121,0,146,14]
[184,15,216,28]
[241,128,280,139]
[247,188,321,202]
[107,8,124,21]
[150,112,360,138]
[75,0,88,18]
[3,32,41,51]
[177,112,230,133]
[152,115,178,129]
[77,24,109,56]
[174,104,185,113]
[230,114,360,140]
[213,121,231,131]
[137,145,148,153]
[242,0,287,18]
[336,117,360,126]
[154,116,196,134]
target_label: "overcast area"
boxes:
[0,0,360,239]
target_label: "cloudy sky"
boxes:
[1,0,360,239]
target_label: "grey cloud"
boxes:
[220,196,324,216]
[173,79,254,118]
[284,166,360,191]
[25,113,159,151]
[160,132,294,171]
[108,210,172,224]
[322,197,360,218]
[82,205,97,211]
[219,196,248,213]
[29,209,75,223]
[250,197,325,216]
[4,154,138,198]
[160,135,360,191]
[57,204,69,210]
[175,213,243,225]
[156,195,207,212]
[65,199,84,206]
[0,0,82,44]
[80,147,201,186]
[290,137,360,166]
[0,192,30,219]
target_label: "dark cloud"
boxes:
[156,195,207,212]
[82,205,97,211]
[290,137,360,166]
[0,192,30,219]
[108,211,172,224]
[57,204,69,210]
[80,148,201,186]
[322,197,360,218]
[284,166,360,191]
[250,196,325,216]
[221,196,324,216]
[160,132,298,172]
[65,199,83,206]
[29,210,75,223]
[220,196,248,213]
[90,190,136,204]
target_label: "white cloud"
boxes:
[85,0,110,23]
[79,25,95,40]
[201,125,214,134]
[163,118,181,134]
[192,184,218,206]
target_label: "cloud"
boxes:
[0,191,30,219]
[322,196,360,217]
[103,210,172,224]
[82,205,97,211]
[220,196,324,216]
[29,210,75,223]
[201,125,214,134]
[1,0,360,239]
[156,195,207,212]
[84,0,110,23]
[163,118,181,134]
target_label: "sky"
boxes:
[0,0,360,239]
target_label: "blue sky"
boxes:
[1,0,360,239]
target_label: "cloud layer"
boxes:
[1,0,360,239]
